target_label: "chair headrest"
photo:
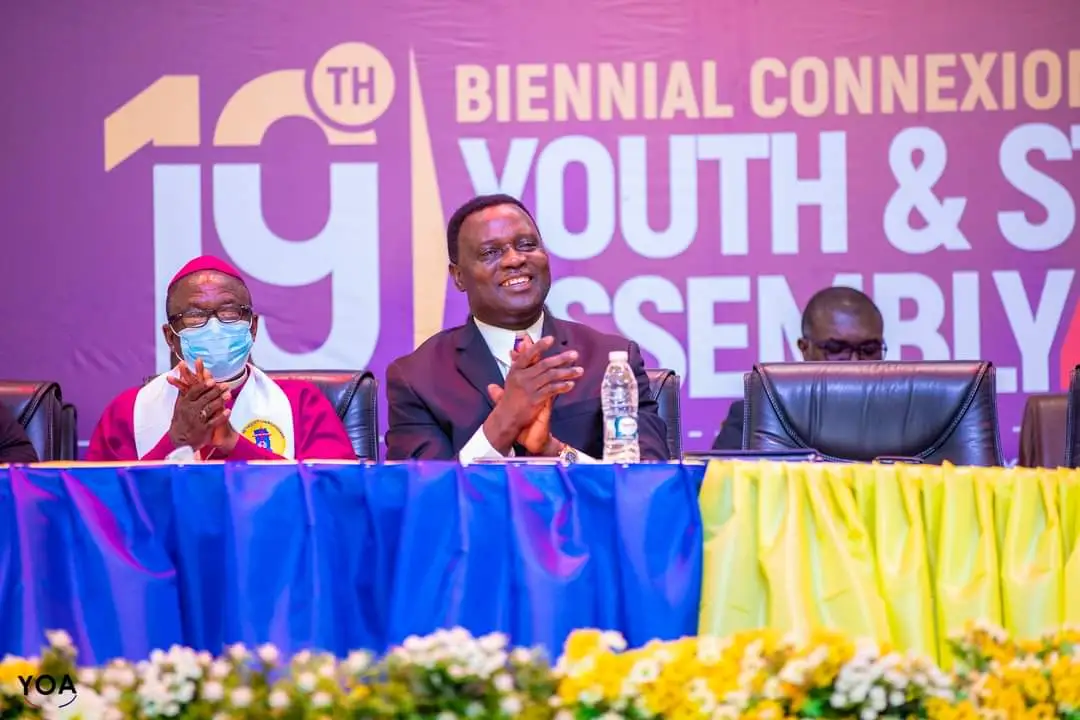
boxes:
[747,361,1000,463]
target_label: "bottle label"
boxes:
[607,416,639,440]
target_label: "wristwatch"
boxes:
[558,444,579,465]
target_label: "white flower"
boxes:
[293,649,313,666]
[696,691,718,714]
[724,689,750,710]
[403,635,429,653]
[510,647,534,665]
[197,651,213,665]
[102,685,122,704]
[479,633,508,653]
[859,708,878,720]
[227,644,247,662]
[628,657,661,684]
[499,695,523,716]
[448,664,467,679]
[312,691,332,708]
[830,691,848,707]
[698,635,724,664]
[256,644,280,665]
[178,681,197,704]
[869,685,887,710]
[762,676,784,700]
[162,701,181,716]
[296,671,317,692]
[435,712,457,720]
[41,687,104,720]
[553,712,574,720]
[46,630,74,651]
[578,686,603,704]
[465,701,484,717]
[600,631,627,652]
[778,660,806,686]
[268,689,290,709]
[493,672,515,693]
[209,660,231,679]
[229,687,253,708]
[345,650,372,674]
[202,681,225,702]
[889,689,907,706]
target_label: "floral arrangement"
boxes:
[1,621,1079,719]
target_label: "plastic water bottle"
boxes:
[602,350,640,462]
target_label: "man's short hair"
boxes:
[801,286,882,337]
[446,194,537,264]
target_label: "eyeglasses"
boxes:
[809,338,886,360]
[168,305,253,330]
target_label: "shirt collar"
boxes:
[473,313,545,368]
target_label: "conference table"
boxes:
[1,460,1078,666]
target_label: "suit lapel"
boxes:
[455,318,506,410]
[543,314,576,412]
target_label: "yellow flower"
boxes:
[1050,657,1080,709]
[1017,640,1042,656]
[0,658,36,692]
[742,700,785,719]
[1025,702,1055,720]
[1020,672,1051,703]
[563,630,603,661]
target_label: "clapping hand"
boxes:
[484,335,581,455]
[166,359,238,453]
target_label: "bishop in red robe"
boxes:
[87,256,356,462]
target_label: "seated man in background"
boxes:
[385,194,668,462]
[0,402,38,463]
[87,256,355,462]
[712,286,886,450]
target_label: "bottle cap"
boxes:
[608,350,628,362]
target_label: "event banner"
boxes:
[2,1,1078,458]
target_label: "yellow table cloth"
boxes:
[697,460,1080,663]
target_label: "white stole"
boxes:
[133,365,296,459]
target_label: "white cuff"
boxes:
[165,445,199,463]
[570,448,597,464]
[458,426,515,464]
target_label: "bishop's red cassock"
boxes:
[86,256,357,462]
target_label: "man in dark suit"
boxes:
[0,402,38,463]
[712,286,886,450]
[385,194,669,462]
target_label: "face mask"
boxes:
[176,318,253,380]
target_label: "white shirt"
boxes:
[458,313,596,464]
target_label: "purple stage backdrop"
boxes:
[2,0,1079,460]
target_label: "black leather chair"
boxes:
[262,370,379,462]
[645,368,681,459]
[1018,394,1069,468]
[141,369,379,461]
[743,361,1003,466]
[1067,367,1079,468]
[0,381,78,461]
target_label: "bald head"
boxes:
[798,287,885,361]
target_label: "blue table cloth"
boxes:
[0,462,704,664]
